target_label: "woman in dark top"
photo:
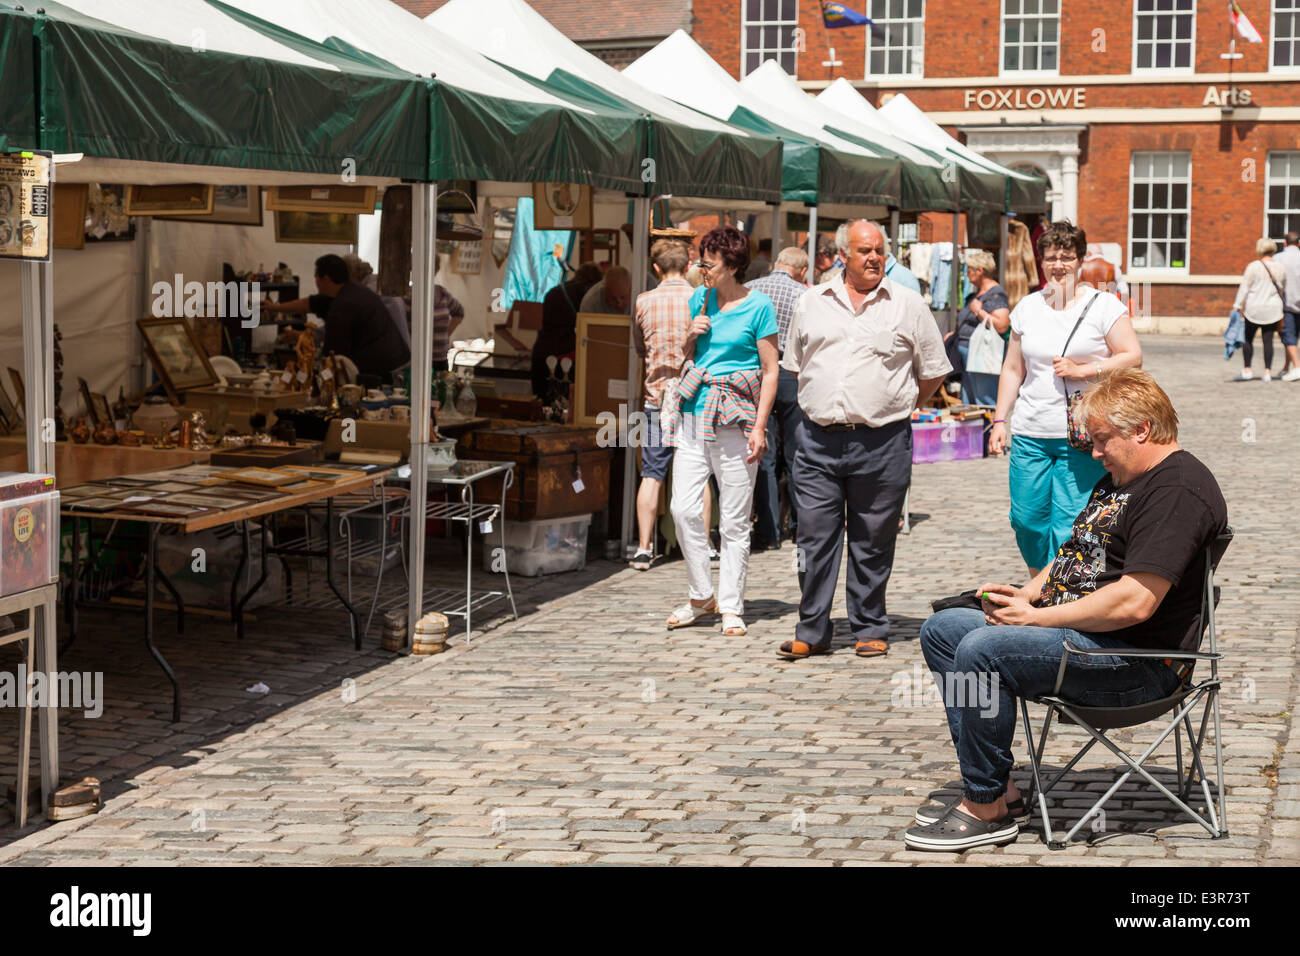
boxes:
[952,249,1011,406]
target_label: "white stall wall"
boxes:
[0,241,137,419]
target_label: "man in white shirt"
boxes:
[1274,231,1300,380]
[777,220,951,662]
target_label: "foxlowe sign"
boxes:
[964,87,1086,110]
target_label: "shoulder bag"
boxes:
[1256,257,1287,332]
[1059,292,1101,452]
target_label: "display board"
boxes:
[574,312,634,427]
[0,149,52,261]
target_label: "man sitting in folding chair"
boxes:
[905,369,1228,851]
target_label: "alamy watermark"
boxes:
[152,273,261,328]
[890,662,1000,718]
[1,666,103,718]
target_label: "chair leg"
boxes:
[1174,722,1185,798]
[1210,687,1228,834]
[1021,699,1056,847]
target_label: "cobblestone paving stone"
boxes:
[0,336,1296,865]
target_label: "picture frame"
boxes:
[8,367,24,412]
[532,182,591,230]
[574,312,638,427]
[77,377,98,424]
[83,184,135,243]
[274,211,358,245]
[125,184,215,216]
[0,378,18,434]
[136,316,219,402]
[266,185,376,215]
[53,183,88,250]
[167,185,263,226]
[92,393,113,426]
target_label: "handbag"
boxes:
[1059,292,1101,452]
[1257,257,1287,332]
[965,315,1005,375]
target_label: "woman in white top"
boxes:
[1232,237,1286,382]
[988,221,1143,575]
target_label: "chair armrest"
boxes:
[1061,640,1222,662]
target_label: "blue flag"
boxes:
[821,2,885,38]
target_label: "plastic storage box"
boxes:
[911,420,985,464]
[481,514,592,577]
[0,489,60,598]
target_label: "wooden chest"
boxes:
[460,424,612,521]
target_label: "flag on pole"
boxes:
[822,1,886,39]
[1229,1,1263,43]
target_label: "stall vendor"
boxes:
[264,254,410,382]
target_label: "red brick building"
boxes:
[689,0,1300,323]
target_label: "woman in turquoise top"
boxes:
[666,226,779,638]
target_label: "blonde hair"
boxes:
[1257,237,1277,256]
[650,238,690,276]
[964,249,997,279]
[1075,368,1179,443]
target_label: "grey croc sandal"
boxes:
[914,795,1028,827]
[903,804,1019,852]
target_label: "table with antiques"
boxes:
[60,462,391,721]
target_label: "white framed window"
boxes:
[741,0,799,77]
[1129,152,1190,272]
[1266,152,1300,240]
[1273,0,1300,70]
[1001,0,1060,74]
[865,0,925,77]
[1132,0,1195,73]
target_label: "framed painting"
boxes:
[53,183,88,250]
[266,185,376,215]
[125,184,215,216]
[533,182,591,230]
[574,312,637,427]
[137,316,219,402]
[167,185,263,226]
[274,211,358,245]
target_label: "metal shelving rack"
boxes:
[384,460,518,642]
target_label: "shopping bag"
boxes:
[965,318,1005,375]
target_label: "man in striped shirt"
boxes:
[745,246,809,547]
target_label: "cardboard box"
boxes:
[322,419,410,465]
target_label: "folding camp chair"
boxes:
[1019,528,1233,849]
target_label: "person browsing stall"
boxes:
[263,253,410,382]
[778,220,951,662]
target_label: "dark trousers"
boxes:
[793,418,911,646]
[753,367,804,542]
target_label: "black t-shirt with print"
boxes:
[1034,450,1228,651]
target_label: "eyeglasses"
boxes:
[1042,254,1079,265]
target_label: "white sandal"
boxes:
[721,614,747,636]
[666,598,718,629]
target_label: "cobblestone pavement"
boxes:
[0,335,1297,866]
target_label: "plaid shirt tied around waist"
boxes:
[662,361,763,446]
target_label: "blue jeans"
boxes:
[919,607,1181,803]
[1008,435,1106,571]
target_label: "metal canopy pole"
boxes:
[806,205,818,276]
[999,213,1009,287]
[620,195,651,559]
[889,208,901,261]
[406,182,437,650]
[770,203,782,252]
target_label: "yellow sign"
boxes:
[0,149,52,261]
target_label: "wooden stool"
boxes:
[0,585,58,827]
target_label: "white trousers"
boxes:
[670,414,758,616]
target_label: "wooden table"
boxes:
[0,437,208,487]
[62,469,390,722]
